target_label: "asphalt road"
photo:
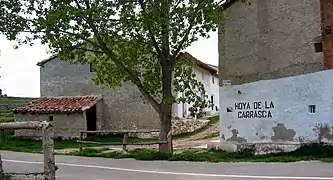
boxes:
[1,151,333,180]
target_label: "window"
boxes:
[314,42,323,53]
[49,116,54,121]
[89,63,95,72]
[212,77,215,84]
[308,105,316,114]
[210,95,214,110]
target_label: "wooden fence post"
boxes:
[122,133,129,151]
[41,121,55,180]
[167,130,173,154]
[0,154,4,180]
[79,132,83,152]
[0,130,5,142]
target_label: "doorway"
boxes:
[86,105,97,137]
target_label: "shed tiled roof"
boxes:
[12,95,102,114]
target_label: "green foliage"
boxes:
[173,54,213,117]
[0,0,229,116]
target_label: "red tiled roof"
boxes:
[12,95,102,114]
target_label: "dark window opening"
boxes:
[89,63,95,72]
[49,116,53,121]
[314,42,323,53]
[86,105,97,137]
[212,77,215,84]
[308,105,316,114]
[210,95,214,110]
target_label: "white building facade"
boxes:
[172,53,220,118]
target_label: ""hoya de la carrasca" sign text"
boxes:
[234,101,275,119]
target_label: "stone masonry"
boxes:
[219,0,323,85]
[38,57,160,130]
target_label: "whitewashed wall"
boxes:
[219,70,333,144]
[173,66,220,118]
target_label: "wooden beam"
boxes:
[0,121,43,130]
[80,129,161,134]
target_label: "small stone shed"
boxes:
[12,95,103,139]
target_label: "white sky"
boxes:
[0,31,218,98]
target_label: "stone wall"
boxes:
[14,113,87,139]
[39,57,160,130]
[219,0,323,85]
[135,119,209,138]
[172,119,209,135]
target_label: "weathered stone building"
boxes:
[35,56,161,133]
[218,0,333,153]
[13,95,103,139]
[12,52,215,139]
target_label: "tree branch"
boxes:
[138,0,164,61]
[172,0,239,62]
[81,0,161,113]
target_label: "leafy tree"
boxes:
[0,0,243,152]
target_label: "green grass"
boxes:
[68,143,333,163]
[0,133,158,153]
[207,115,219,125]
[0,117,13,123]
[0,175,12,180]
[0,112,13,117]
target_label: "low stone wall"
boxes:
[172,119,209,135]
[135,119,209,138]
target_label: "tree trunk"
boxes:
[159,58,173,153]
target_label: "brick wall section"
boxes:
[39,57,160,130]
[320,0,333,69]
[219,0,323,85]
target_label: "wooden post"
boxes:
[167,130,173,154]
[79,132,83,152]
[122,133,129,151]
[0,130,4,142]
[41,121,55,180]
[0,154,4,180]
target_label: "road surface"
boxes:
[1,151,333,180]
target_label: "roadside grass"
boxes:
[0,134,158,153]
[207,115,219,125]
[68,143,333,163]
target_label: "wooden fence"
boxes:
[78,129,170,152]
[0,121,57,180]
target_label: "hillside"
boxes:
[0,97,35,123]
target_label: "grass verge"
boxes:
[207,115,219,125]
[68,143,333,163]
[0,133,157,153]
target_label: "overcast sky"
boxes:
[0,31,218,97]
